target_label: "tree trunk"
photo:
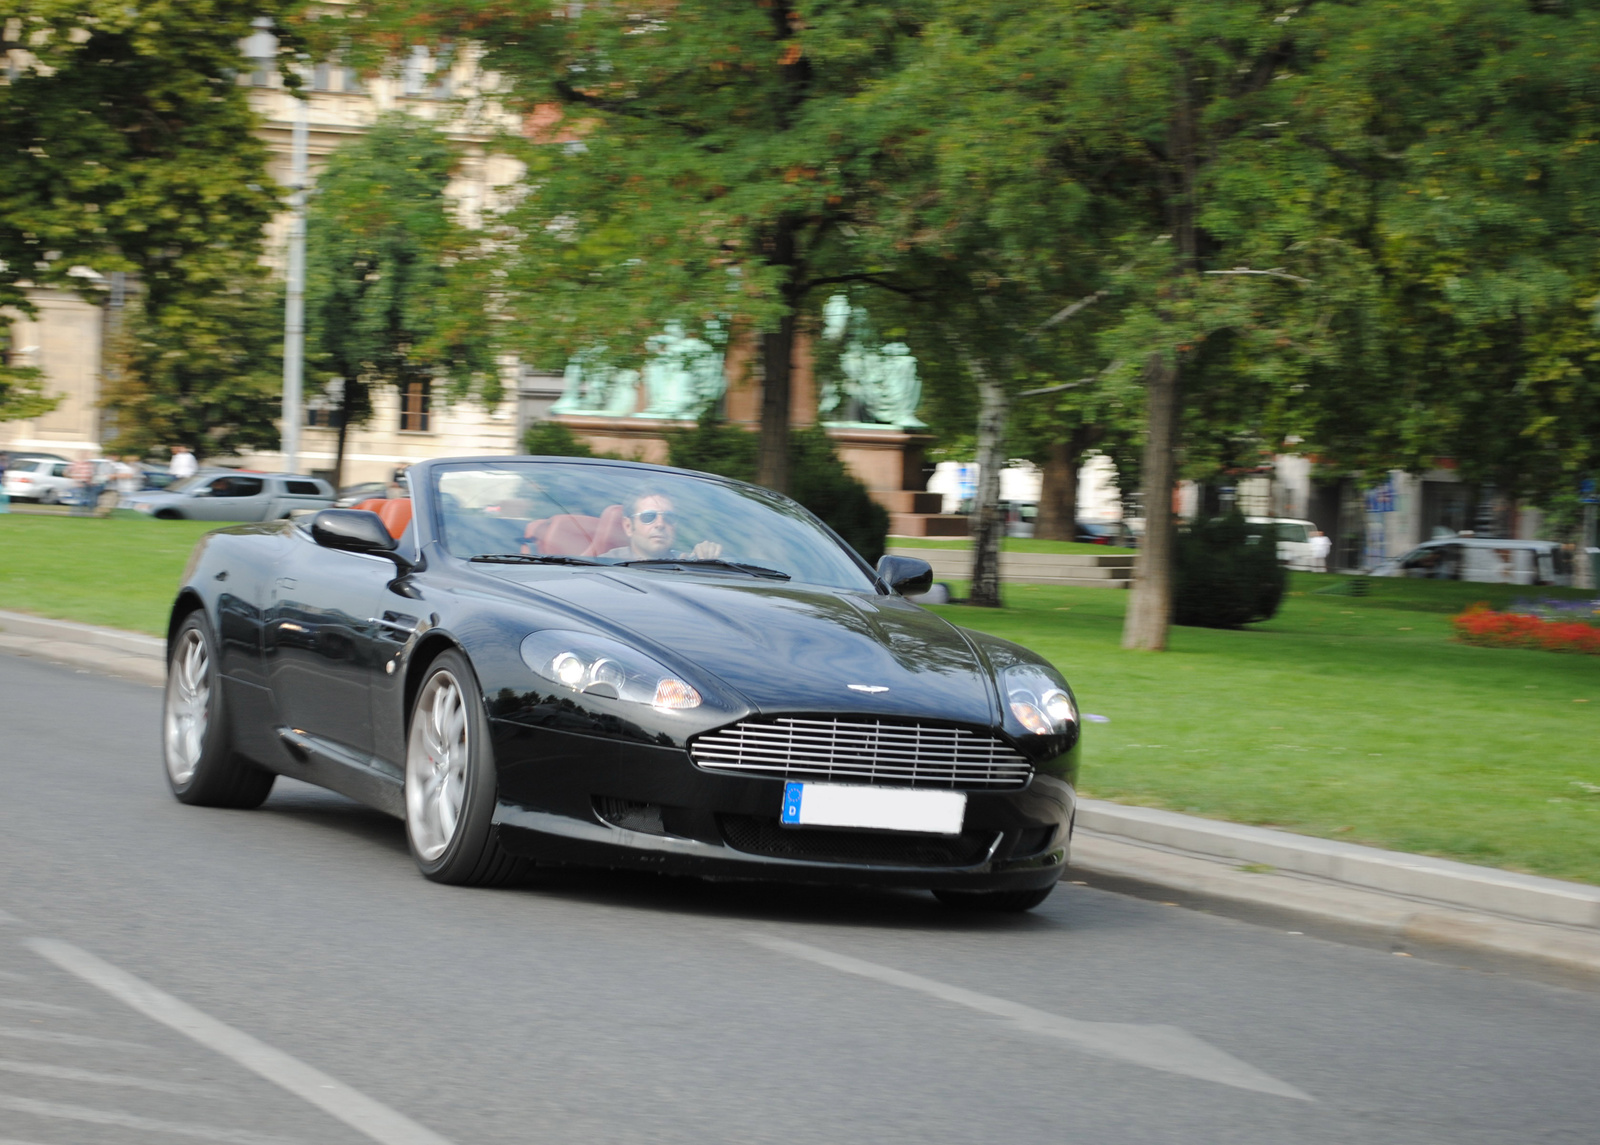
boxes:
[757,222,800,495]
[332,396,350,493]
[969,362,1008,607]
[757,314,795,494]
[1035,426,1093,541]
[1122,352,1181,650]
[1122,64,1199,651]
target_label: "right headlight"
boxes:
[1001,664,1078,736]
[521,629,702,712]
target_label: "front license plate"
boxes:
[780,782,965,836]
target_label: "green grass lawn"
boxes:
[0,514,217,634]
[3,513,1598,883]
[890,536,1138,555]
[928,574,1600,884]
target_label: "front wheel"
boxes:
[404,650,527,886]
[933,885,1056,913]
[164,613,275,808]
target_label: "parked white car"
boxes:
[1,457,116,504]
[1369,537,1574,586]
[1245,517,1323,570]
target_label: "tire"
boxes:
[933,884,1057,913]
[39,489,58,505]
[164,612,276,808]
[155,509,182,520]
[404,649,527,886]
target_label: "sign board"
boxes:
[1364,481,1395,514]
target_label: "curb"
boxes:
[2,607,1596,977]
[0,609,165,687]
[1075,799,1600,930]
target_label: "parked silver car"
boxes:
[122,472,335,521]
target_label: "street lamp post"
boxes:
[282,96,308,476]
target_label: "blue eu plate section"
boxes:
[781,781,804,824]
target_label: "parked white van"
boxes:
[1369,537,1574,586]
[1244,517,1323,571]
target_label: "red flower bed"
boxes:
[1452,604,1600,654]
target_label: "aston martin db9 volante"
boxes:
[163,457,1080,910]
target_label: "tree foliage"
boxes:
[304,112,495,485]
[102,278,285,457]
[2,2,305,454]
[325,0,942,494]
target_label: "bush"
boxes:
[666,418,889,565]
[1173,513,1287,628]
[522,420,595,457]
[1453,603,1600,654]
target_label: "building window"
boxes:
[312,61,333,91]
[400,381,432,433]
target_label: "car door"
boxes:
[182,474,255,520]
[265,535,412,764]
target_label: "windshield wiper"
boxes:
[619,558,791,581]
[470,554,600,566]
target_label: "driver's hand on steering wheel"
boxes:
[690,540,723,559]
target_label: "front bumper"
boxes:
[488,718,1074,891]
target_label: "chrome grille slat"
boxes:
[690,716,1032,790]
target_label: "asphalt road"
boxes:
[2,652,1598,1145]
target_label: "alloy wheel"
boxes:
[164,627,210,785]
[406,669,470,862]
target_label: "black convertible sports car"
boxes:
[163,457,1081,910]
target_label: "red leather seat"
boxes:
[537,514,600,556]
[582,505,629,557]
[352,498,413,541]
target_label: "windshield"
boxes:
[431,461,878,591]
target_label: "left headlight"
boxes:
[520,629,701,712]
[1001,664,1078,736]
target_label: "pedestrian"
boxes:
[114,455,143,505]
[388,461,410,499]
[0,450,9,515]
[169,444,198,482]
[1310,529,1332,573]
[66,453,94,516]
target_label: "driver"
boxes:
[602,490,722,561]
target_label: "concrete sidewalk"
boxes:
[3,606,1597,978]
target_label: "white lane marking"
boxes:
[0,910,18,925]
[0,1057,214,1095]
[0,972,27,982]
[0,1137,55,1145]
[0,1094,303,1145]
[0,998,81,1015]
[747,934,1313,1101]
[29,939,456,1145]
[0,1024,151,1050]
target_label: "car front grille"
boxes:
[690,716,1032,790]
[718,815,999,867]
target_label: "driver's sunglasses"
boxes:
[634,509,676,524]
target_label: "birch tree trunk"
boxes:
[1122,352,1180,649]
[969,363,1009,607]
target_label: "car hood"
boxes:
[480,568,1000,725]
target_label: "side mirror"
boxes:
[312,509,401,558]
[876,554,934,597]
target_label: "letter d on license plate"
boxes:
[780,782,965,835]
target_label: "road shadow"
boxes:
[259,779,410,857]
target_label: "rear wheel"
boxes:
[404,650,526,886]
[164,613,276,808]
[933,885,1056,913]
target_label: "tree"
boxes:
[102,278,286,457]
[330,0,938,495]
[0,322,58,422]
[304,113,494,489]
[1,1,305,455]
